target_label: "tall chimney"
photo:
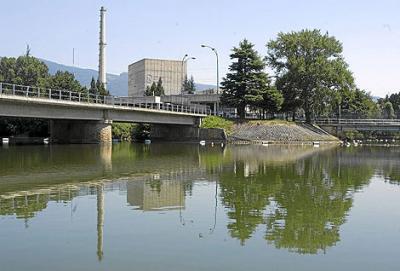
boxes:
[98,6,107,89]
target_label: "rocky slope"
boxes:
[228,121,339,143]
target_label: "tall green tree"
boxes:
[182,75,196,94]
[155,77,164,96]
[221,39,273,119]
[96,79,109,96]
[182,75,190,93]
[89,77,97,95]
[145,82,157,96]
[267,29,355,123]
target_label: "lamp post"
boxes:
[181,54,196,106]
[201,44,219,115]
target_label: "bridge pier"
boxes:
[50,120,112,144]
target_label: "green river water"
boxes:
[0,143,399,271]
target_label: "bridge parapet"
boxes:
[316,118,400,126]
[315,118,400,134]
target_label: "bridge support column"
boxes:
[50,120,112,144]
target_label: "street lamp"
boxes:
[181,54,196,105]
[201,44,219,94]
[201,44,219,115]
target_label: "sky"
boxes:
[1,0,399,97]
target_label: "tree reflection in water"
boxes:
[217,147,375,254]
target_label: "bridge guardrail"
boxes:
[315,118,400,125]
[0,82,210,116]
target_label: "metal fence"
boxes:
[315,118,400,125]
[0,82,210,115]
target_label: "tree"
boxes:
[261,88,284,116]
[145,82,157,96]
[0,55,51,137]
[46,71,84,92]
[340,88,379,118]
[112,123,135,141]
[267,29,355,123]
[383,101,395,119]
[386,92,400,118]
[96,79,109,96]
[221,39,272,119]
[182,75,196,94]
[89,77,98,95]
[182,75,190,93]
[155,77,164,96]
[88,77,109,96]
[0,55,49,86]
[276,72,302,120]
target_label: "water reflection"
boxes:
[97,185,104,261]
[216,146,377,253]
[1,143,400,260]
[127,179,185,211]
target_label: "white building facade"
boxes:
[128,58,187,96]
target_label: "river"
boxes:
[0,143,399,271]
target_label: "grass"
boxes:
[200,116,234,135]
[200,117,297,135]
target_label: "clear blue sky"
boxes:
[1,0,399,96]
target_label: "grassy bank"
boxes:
[200,116,234,135]
[200,116,339,143]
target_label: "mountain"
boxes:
[41,59,128,96]
[194,83,217,91]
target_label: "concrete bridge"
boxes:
[316,118,400,134]
[0,82,210,143]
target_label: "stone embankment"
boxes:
[228,121,339,144]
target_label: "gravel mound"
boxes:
[229,122,338,142]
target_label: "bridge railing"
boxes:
[315,118,400,125]
[0,82,210,115]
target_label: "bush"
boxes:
[200,116,234,135]
[112,123,135,141]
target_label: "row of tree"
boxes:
[221,29,387,122]
[144,75,196,96]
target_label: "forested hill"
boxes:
[41,59,128,96]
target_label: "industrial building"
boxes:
[128,58,187,96]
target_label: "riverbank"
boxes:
[201,116,340,144]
